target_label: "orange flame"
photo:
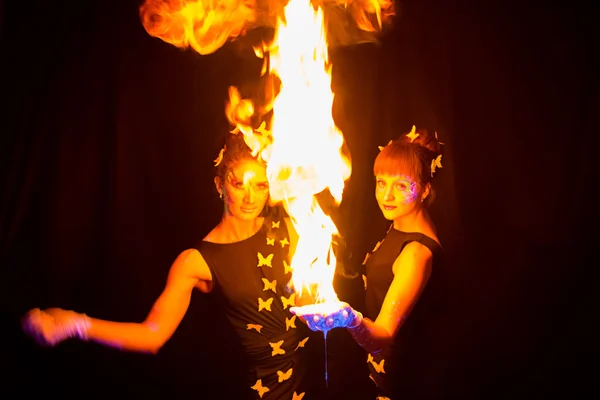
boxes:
[264,0,352,304]
[139,0,396,305]
[139,0,257,55]
[139,0,395,55]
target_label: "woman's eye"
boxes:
[257,183,269,190]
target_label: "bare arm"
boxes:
[87,249,212,353]
[348,241,433,353]
[30,249,212,354]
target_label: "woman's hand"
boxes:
[290,302,362,333]
[22,308,90,346]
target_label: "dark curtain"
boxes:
[1,0,594,398]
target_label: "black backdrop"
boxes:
[1,0,595,398]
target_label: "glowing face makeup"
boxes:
[375,174,420,221]
[222,160,269,220]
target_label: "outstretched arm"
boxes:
[23,249,212,354]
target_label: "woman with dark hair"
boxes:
[22,132,323,400]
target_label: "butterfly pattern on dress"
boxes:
[258,297,274,312]
[362,239,384,266]
[270,340,286,356]
[247,219,310,398]
[367,353,386,374]
[262,278,277,293]
[295,337,309,350]
[368,352,390,400]
[247,324,263,333]
[251,379,270,398]
[285,315,297,331]
[362,238,386,289]
[281,293,296,309]
[277,368,293,382]
[258,252,274,268]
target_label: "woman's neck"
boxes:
[393,208,431,233]
[216,215,264,243]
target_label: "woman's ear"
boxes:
[214,176,223,198]
[421,183,431,202]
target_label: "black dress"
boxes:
[363,227,445,399]
[197,217,324,400]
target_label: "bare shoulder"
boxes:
[392,241,434,276]
[170,248,213,283]
[401,241,434,260]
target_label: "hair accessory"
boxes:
[378,140,392,151]
[406,125,419,142]
[431,154,443,177]
[214,145,227,167]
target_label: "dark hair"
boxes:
[215,133,263,179]
[214,132,280,219]
[374,127,444,204]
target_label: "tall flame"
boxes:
[139,0,396,305]
[265,0,350,303]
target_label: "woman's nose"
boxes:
[383,187,394,201]
[244,188,256,203]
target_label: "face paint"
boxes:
[398,179,418,204]
[374,174,421,221]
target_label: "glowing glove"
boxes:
[290,302,362,333]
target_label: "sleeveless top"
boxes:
[362,227,445,399]
[197,217,323,400]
